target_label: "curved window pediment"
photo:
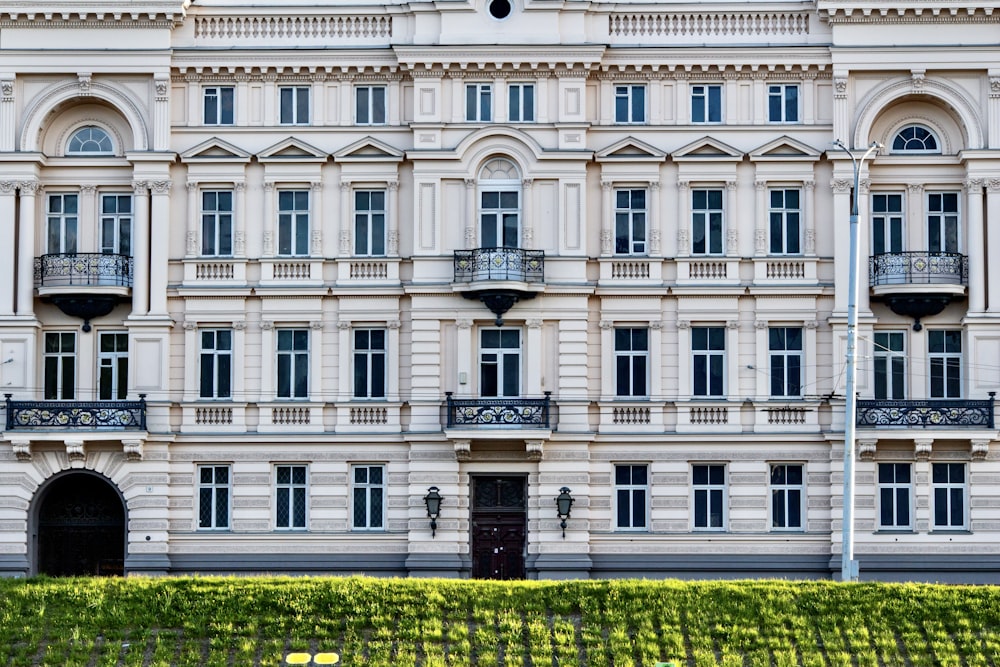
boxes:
[67,126,114,155]
[891,125,939,154]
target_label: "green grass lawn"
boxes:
[1,576,999,666]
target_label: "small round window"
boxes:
[488,0,512,20]
[67,126,114,155]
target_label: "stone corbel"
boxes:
[971,439,990,461]
[858,439,877,461]
[525,440,544,461]
[914,439,933,461]
[10,438,31,461]
[65,439,85,466]
[454,439,471,461]
[122,438,145,461]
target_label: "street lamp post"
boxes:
[833,139,882,583]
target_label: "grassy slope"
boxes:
[1,577,999,666]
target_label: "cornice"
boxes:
[817,2,1000,23]
[0,0,188,26]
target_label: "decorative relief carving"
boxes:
[18,181,38,195]
[650,228,661,254]
[183,321,197,331]
[755,319,768,329]
[387,230,399,255]
[726,228,738,254]
[10,439,31,461]
[676,320,690,329]
[677,180,689,191]
[972,439,990,460]
[907,183,924,194]
[987,179,1000,193]
[79,185,97,195]
[754,228,767,253]
[65,439,85,463]
[339,230,351,255]
[263,182,275,193]
[311,181,323,192]
[312,230,323,256]
[387,319,401,330]
[234,181,246,193]
[454,440,471,461]
[0,181,15,194]
[859,179,870,195]
[677,228,690,255]
[599,320,613,330]
[150,181,171,194]
[804,180,815,191]
[914,439,933,461]
[601,180,613,192]
[260,320,274,331]
[387,180,399,192]
[804,229,816,254]
[154,79,169,101]
[262,230,273,255]
[186,231,198,255]
[991,77,1000,97]
[122,439,144,461]
[234,231,245,255]
[232,320,247,331]
[858,440,877,461]
[133,181,149,195]
[464,178,476,189]
[0,79,13,102]
[725,180,737,192]
[910,70,925,91]
[340,180,351,192]
[186,181,197,192]
[337,320,351,330]
[755,179,767,191]
[522,178,533,189]
[310,321,324,330]
[526,318,543,329]
[78,73,92,96]
[525,440,543,462]
[464,226,476,249]
[600,229,612,255]
[831,179,851,193]
[727,320,739,329]
[965,178,984,191]
[649,320,663,330]
[834,77,848,98]
[522,226,534,246]
[804,320,818,329]
[456,319,473,329]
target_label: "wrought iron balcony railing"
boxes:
[869,251,966,287]
[5,394,147,430]
[35,253,134,288]
[445,392,551,428]
[857,395,994,428]
[454,248,544,283]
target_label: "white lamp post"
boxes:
[833,139,882,583]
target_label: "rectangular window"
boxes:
[200,329,233,399]
[480,190,520,249]
[46,193,78,254]
[614,189,647,255]
[203,86,234,126]
[769,327,803,398]
[932,463,966,529]
[615,328,648,398]
[770,463,804,530]
[874,331,906,400]
[927,192,960,253]
[98,332,129,401]
[929,330,962,398]
[692,326,725,397]
[614,464,649,531]
[275,464,308,530]
[692,189,724,255]
[693,464,726,530]
[767,84,799,123]
[277,329,308,399]
[466,84,492,122]
[353,329,387,399]
[871,193,904,255]
[508,83,535,122]
[769,189,801,255]
[43,332,76,400]
[198,465,230,530]
[480,328,520,397]
[354,190,386,257]
[691,84,722,123]
[201,191,233,257]
[614,85,646,124]
[356,85,386,126]
[100,194,132,256]
[279,86,310,125]
[878,462,912,529]
[277,190,310,257]
[352,464,385,530]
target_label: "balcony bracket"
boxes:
[461,289,536,326]
[45,294,122,332]
[881,294,954,331]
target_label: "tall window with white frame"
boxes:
[466,83,492,122]
[692,326,725,397]
[770,463,804,531]
[614,189,647,255]
[692,189,724,256]
[275,464,307,530]
[201,191,233,257]
[277,329,308,400]
[871,193,903,255]
[767,84,799,123]
[614,84,645,124]
[279,86,309,125]
[614,464,649,531]
[277,190,309,257]
[692,463,726,530]
[769,189,801,255]
[932,463,967,530]
[354,190,386,257]
[44,332,75,400]
[356,85,386,126]
[353,329,386,399]
[927,192,960,254]
[100,194,132,256]
[481,329,520,398]
[878,462,912,530]
[203,86,234,126]
[352,464,385,531]
[98,332,129,401]
[769,327,802,398]
[47,193,78,254]
[614,327,648,398]
[198,464,230,530]
[873,331,906,400]
[928,330,962,398]
[691,84,722,123]
[200,329,233,399]
[508,83,535,122]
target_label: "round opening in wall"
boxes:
[488,0,512,20]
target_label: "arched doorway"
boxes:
[35,472,126,576]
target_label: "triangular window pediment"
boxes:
[672,137,743,160]
[180,138,251,162]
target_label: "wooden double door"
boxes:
[471,476,527,580]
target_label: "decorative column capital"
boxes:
[79,184,97,195]
[525,318,543,329]
[10,438,31,461]
[599,319,613,330]
[337,320,351,330]
[0,181,15,195]
[971,439,990,460]
[310,321,324,331]
[387,319,401,330]
[676,319,690,330]
[150,181,171,195]
[456,318,473,330]
[133,181,149,194]
[260,320,274,331]
[914,439,933,461]
[232,320,247,331]
[965,178,984,192]
[831,179,851,194]
[18,180,38,195]
[858,440,877,461]
[122,438,145,461]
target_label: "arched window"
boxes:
[891,125,939,153]
[478,158,522,248]
[67,126,114,155]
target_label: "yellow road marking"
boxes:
[284,653,312,665]
[313,653,340,664]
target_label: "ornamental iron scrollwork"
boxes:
[6,394,147,430]
[869,251,966,287]
[446,392,551,428]
[856,395,994,429]
[35,253,133,288]
[454,248,544,283]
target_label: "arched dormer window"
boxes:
[478,158,522,248]
[67,126,114,155]
[891,125,939,154]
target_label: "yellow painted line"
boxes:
[313,653,340,665]
[285,654,312,665]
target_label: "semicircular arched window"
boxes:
[478,158,522,248]
[891,124,939,153]
[67,126,114,155]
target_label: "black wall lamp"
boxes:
[424,486,443,537]
[555,487,574,538]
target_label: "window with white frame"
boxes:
[614,464,649,531]
[98,332,129,401]
[203,86,234,126]
[100,194,132,256]
[614,189,647,255]
[692,464,726,530]
[43,332,76,400]
[352,464,385,530]
[46,193,78,254]
[874,331,906,400]
[929,330,962,398]
[692,326,725,397]
[466,83,492,122]
[614,328,648,398]
[354,190,386,257]
[279,86,310,125]
[201,191,233,257]
[932,463,967,529]
[614,84,646,124]
[692,189,724,256]
[892,125,939,153]
[770,463,804,530]
[200,329,233,399]
[769,327,802,398]
[927,192,960,254]
[871,193,903,255]
[878,462,912,530]
[353,329,387,399]
[356,85,386,126]
[198,464,231,530]
[481,328,520,397]
[67,126,114,155]
[769,189,801,255]
[508,83,535,122]
[691,84,722,123]
[277,329,309,400]
[277,190,310,257]
[767,84,799,123]
[275,464,308,530]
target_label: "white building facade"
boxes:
[1,0,999,581]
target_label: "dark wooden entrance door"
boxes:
[471,476,526,579]
[37,473,125,576]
